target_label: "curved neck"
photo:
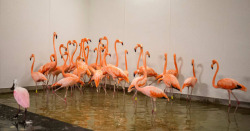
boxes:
[137,47,143,69]
[103,52,108,66]
[62,54,68,77]
[125,52,128,71]
[100,49,103,66]
[50,54,53,62]
[192,63,196,78]
[95,49,99,66]
[115,42,119,67]
[79,42,82,58]
[81,40,87,61]
[71,42,78,65]
[66,42,70,66]
[59,46,64,60]
[174,55,178,74]
[212,62,219,88]
[31,57,35,73]
[53,35,57,65]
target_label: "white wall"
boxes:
[0,0,89,87]
[1,0,250,102]
[87,0,250,102]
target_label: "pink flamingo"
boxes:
[157,53,182,99]
[38,32,58,86]
[10,79,30,122]
[182,59,197,101]
[114,39,123,67]
[133,44,158,78]
[156,53,179,80]
[211,59,247,108]
[52,56,85,101]
[68,40,78,72]
[118,50,129,94]
[51,44,67,83]
[30,54,47,93]
[134,51,169,113]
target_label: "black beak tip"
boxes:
[61,55,63,59]
[94,50,95,53]
[90,39,92,42]
[133,73,136,77]
[109,54,111,57]
[102,50,104,52]
[122,42,123,45]
[30,58,31,61]
[148,55,150,58]
[73,44,75,46]
[192,64,193,66]
[211,67,213,69]
[127,52,128,54]
[54,59,55,61]
[99,39,101,42]
[56,35,58,39]
[65,49,67,51]
[87,41,88,44]
[134,49,136,52]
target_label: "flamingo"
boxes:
[10,79,30,123]
[99,36,109,53]
[51,44,67,83]
[156,53,179,80]
[101,49,129,94]
[63,40,72,73]
[133,44,158,78]
[182,59,197,101]
[118,50,129,94]
[61,52,78,78]
[89,41,103,70]
[52,56,85,101]
[85,45,90,65]
[134,51,169,113]
[114,39,123,67]
[68,40,78,72]
[38,54,55,72]
[30,54,47,93]
[38,32,58,86]
[157,53,182,99]
[211,59,247,108]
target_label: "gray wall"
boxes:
[1,0,250,102]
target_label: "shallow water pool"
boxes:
[0,86,249,130]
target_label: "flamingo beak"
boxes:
[73,44,75,46]
[56,35,58,39]
[109,54,111,57]
[87,41,88,44]
[90,39,92,42]
[122,42,123,45]
[54,59,55,61]
[148,55,150,58]
[61,55,63,59]
[94,50,95,53]
[99,39,101,42]
[65,48,67,51]
[211,67,213,69]
[30,58,31,61]
[134,49,136,52]
[133,73,136,77]
[102,44,104,47]
[102,50,104,52]
[127,52,128,54]
[192,63,193,66]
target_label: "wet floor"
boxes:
[0,86,250,130]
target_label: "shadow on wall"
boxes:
[177,57,185,89]
[233,76,250,102]
[196,64,209,96]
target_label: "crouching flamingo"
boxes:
[10,79,30,123]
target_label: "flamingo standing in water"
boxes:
[118,50,129,94]
[156,53,179,80]
[10,79,30,123]
[157,53,182,99]
[211,59,247,108]
[38,32,58,87]
[30,54,47,93]
[182,59,197,101]
[52,56,85,101]
[134,51,169,113]
[51,44,67,83]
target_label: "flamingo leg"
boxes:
[190,87,193,101]
[65,87,68,101]
[186,87,189,101]
[122,82,125,94]
[35,83,38,93]
[132,90,138,101]
[53,86,64,93]
[231,91,240,113]
[151,98,154,114]
[228,90,231,107]
[24,108,27,122]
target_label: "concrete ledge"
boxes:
[1,84,250,109]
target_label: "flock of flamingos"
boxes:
[10,32,247,122]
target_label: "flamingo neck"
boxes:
[115,42,118,67]
[95,49,99,66]
[31,57,35,73]
[86,47,89,65]
[135,52,147,92]
[193,63,196,78]
[71,43,78,65]
[212,62,219,88]
[163,54,167,75]
[62,54,68,77]
[174,55,178,74]
[53,35,57,65]
[137,47,143,69]
[81,40,87,61]
[79,42,82,57]
[125,52,128,71]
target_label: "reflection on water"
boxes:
[0,87,250,130]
